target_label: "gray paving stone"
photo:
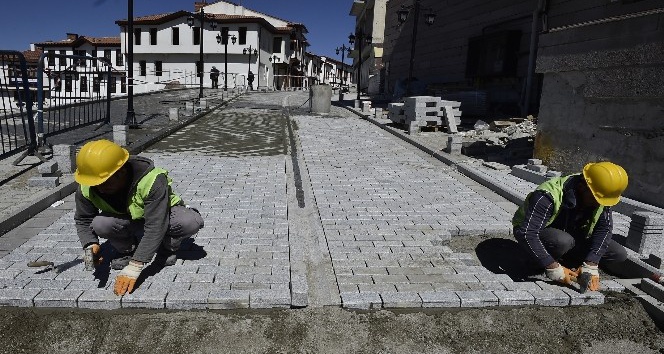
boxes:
[600,279,626,292]
[419,291,461,308]
[78,289,122,310]
[455,290,499,307]
[529,289,570,306]
[34,289,83,308]
[493,290,535,306]
[381,292,422,308]
[502,281,542,291]
[341,292,382,310]
[208,289,250,309]
[24,279,72,290]
[165,289,211,310]
[174,273,214,283]
[250,289,291,308]
[560,288,604,306]
[121,288,167,309]
[0,288,41,307]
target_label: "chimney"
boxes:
[194,1,207,12]
[66,33,79,41]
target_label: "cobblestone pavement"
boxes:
[0,91,628,310]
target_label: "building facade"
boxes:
[303,52,353,90]
[114,1,309,93]
[349,0,387,97]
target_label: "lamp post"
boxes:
[348,30,372,102]
[335,44,351,101]
[269,55,281,90]
[124,0,138,127]
[187,8,215,98]
[216,29,237,91]
[242,45,258,90]
[397,0,436,97]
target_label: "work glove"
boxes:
[84,243,104,266]
[545,264,578,285]
[113,261,144,296]
[577,262,600,292]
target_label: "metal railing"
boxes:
[37,53,112,144]
[0,50,38,163]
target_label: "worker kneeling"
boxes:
[74,140,204,296]
[513,161,629,291]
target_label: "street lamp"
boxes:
[242,45,258,90]
[348,29,372,102]
[187,8,215,98]
[124,0,139,127]
[397,0,436,96]
[216,29,237,91]
[269,55,281,90]
[335,44,351,101]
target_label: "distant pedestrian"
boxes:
[210,66,220,89]
[247,70,255,90]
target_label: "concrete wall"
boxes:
[535,4,664,208]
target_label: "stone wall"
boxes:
[535,11,664,208]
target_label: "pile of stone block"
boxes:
[387,96,461,135]
[510,159,562,185]
[626,211,664,258]
[28,161,60,188]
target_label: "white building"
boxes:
[303,52,353,90]
[114,1,309,92]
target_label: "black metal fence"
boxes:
[0,51,114,165]
[0,50,37,163]
[37,52,112,141]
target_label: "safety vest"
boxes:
[512,175,604,237]
[81,167,181,220]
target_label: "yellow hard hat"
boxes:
[582,162,628,206]
[74,139,129,186]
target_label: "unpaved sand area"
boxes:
[0,294,661,354]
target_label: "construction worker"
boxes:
[73,140,204,296]
[513,161,629,291]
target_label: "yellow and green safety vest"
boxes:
[81,167,181,220]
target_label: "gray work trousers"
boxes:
[90,205,204,254]
[539,228,627,271]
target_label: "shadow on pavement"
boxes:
[475,238,543,282]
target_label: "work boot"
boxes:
[153,248,177,267]
[110,254,133,270]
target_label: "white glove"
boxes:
[580,262,599,276]
[114,261,144,295]
[545,264,577,285]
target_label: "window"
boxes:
[59,50,67,66]
[80,76,88,92]
[104,50,112,62]
[139,60,146,76]
[121,76,126,93]
[116,50,123,66]
[155,61,162,76]
[93,77,100,93]
[220,27,229,45]
[134,28,142,45]
[74,50,86,66]
[273,37,282,53]
[290,40,295,50]
[193,27,200,45]
[110,77,117,93]
[239,27,247,45]
[150,28,157,45]
[172,27,180,45]
[65,76,72,92]
[91,50,97,66]
[47,51,55,66]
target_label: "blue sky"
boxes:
[0,0,356,59]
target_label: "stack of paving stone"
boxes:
[27,161,60,188]
[510,159,562,185]
[626,211,664,259]
[399,96,462,135]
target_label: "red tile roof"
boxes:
[33,36,120,48]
